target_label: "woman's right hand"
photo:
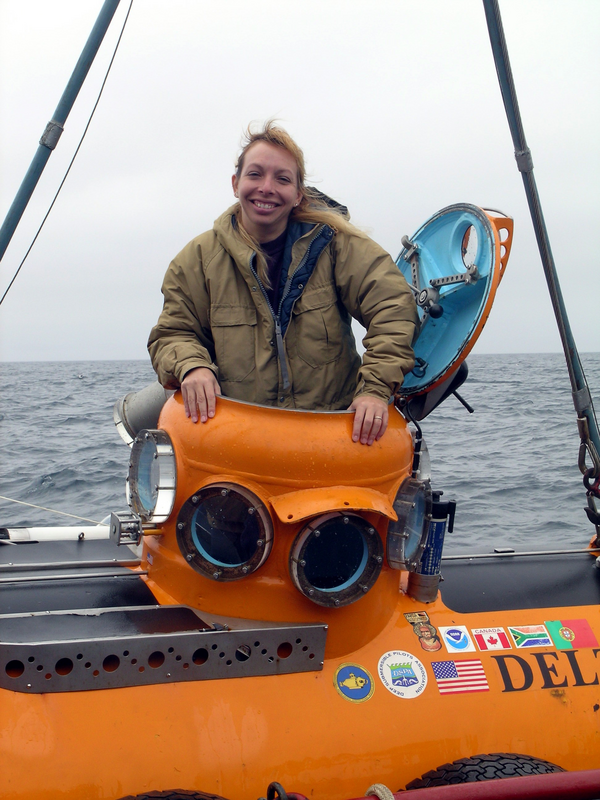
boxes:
[181,367,222,423]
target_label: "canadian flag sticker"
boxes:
[472,627,512,651]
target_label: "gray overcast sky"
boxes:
[0,0,598,362]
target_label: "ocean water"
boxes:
[0,353,598,553]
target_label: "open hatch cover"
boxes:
[396,203,512,396]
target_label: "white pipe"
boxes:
[2,526,110,542]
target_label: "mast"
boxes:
[482,0,600,488]
[0,0,122,264]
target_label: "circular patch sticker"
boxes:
[378,650,427,699]
[334,663,375,703]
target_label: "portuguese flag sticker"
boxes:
[545,619,598,649]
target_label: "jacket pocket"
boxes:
[211,305,257,382]
[292,287,344,368]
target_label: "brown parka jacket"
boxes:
[148,206,418,411]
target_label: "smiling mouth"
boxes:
[251,200,278,210]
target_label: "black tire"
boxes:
[405,752,564,789]
[117,791,229,800]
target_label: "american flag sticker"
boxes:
[431,659,489,695]
[472,627,511,651]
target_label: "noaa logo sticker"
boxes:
[377,651,427,699]
[439,626,476,653]
[334,663,375,703]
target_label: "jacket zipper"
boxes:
[250,226,328,394]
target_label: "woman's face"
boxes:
[232,141,303,243]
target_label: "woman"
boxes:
[148,122,418,445]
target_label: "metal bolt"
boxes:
[343,517,349,524]
[241,565,249,574]
[248,507,255,515]
[221,489,229,496]
[186,554,193,562]
[299,559,306,567]
[213,571,221,579]
[166,673,171,677]
[256,539,263,546]
[314,530,320,537]
[308,589,314,596]
[375,555,383,564]
[177,522,184,530]
[192,495,198,504]
[368,528,375,535]
[334,599,340,606]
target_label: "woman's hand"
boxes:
[181,367,222,423]
[348,395,389,445]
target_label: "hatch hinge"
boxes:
[110,510,143,546]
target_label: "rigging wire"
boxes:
[0,0,135,309]
[0,494,104,525]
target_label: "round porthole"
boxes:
[176,483,272,581]
[127,429,176,523]
[289,513,383,607]
[386,478,432,571]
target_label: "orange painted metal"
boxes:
[270,485,397,524]
[486,211,514,284]
[142,396,413,658]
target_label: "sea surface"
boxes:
[0,353,599,553]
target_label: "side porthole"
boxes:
[127,429,176,523]
[386,478,432,571]
[176,483,272,581]
[289,512,383,607]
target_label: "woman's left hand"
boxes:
[348,395,389,445]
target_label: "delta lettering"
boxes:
[492,649,600,692]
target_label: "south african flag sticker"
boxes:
[508,625,552,648]
[545,619,598,650]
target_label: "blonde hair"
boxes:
[233,120,361,288]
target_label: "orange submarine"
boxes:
[3,204,600,800]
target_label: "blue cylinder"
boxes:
[407,492,455,603]
[418,518,447,577]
